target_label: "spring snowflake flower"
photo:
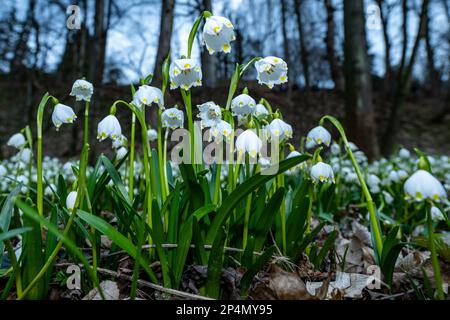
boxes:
[398,148,411,159]
[169,59,202,90]
[253,104,269,120]
[7,133,26,149]
[210,120,232,143]
[255,56,288,89]
[388,170,400,183]
[162,108,184,130]
[116,147,128,161]
[0,164,6,177]
[202,16,235,54]
[430,206,445,221]
[66,191,78,211]
[310,162,334,183]
[383,191,394,205]
[367,174,381,193]
[97,115,122,141]
[267,118,293,141]
[197,101,222,128]
[112,135,127,149]
[404,170,447,202]
[52,103,77,131]
[231,94,256,116]
[306,126,331,149]
[147,129,158,141]
[132,85,164,108]
[330,143,340,155]
[18,148,32,163]
[236,129,262,158]
[70,79,94,102]
[286,150,304,175]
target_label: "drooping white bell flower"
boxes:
[310,162,334,183]
[346,142,358,151]
[430,206,445,221]
[253,104,269,120]
[132,85,164,108]
[70,79,94,102]
[45,184,56,197]
[169,59,202,90]
[330,143,340,155]
[367,174,381,190]
[116,147,128,161]
[267,118,293,141]
[286,150,304,175]
[147,129,158,141]
[397,169,408,180]
[231,94,256,116]
[197,101,222,128]
[255,56,288,89]
[52,103,77,131]
[97,115,122,141]
[306,126,331,149]
[383,191,394,205]
[404,170,447,202]
[18,148,32,163]
[0,164,7,177]
[112,135,127,149]
[7,133,26,149]
[210,120,232,143]
[388,170,400,183]
[236,129,262,158]
[398,148,411,159]
[162,108,184,130]
[66,191,78,211]
[202,16,235,54]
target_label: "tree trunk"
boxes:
[199,0,217,87]
[280,0,292,95]
[381,0,429,156]
[324,0,344,91]
[153,0,175,84]
[424,5,440,95]
[376,0,393,96]
[293,0,310,90]
[343,0,379,159]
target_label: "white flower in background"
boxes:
[112,135,127,149]
[397,169,408,180]
[286,150,304,175]
[255,56,288,89]
[388,170,400,183]
[18,148,32,163]
[197,101,222,128]
[7,133,26,149]
[267,118,293,141]
[258,157,271,170]
[404,170,447,202]
[52,103,77,131]
[66,191,78,211]
[132,85,164,108]
[202,15,235,54]
[231,94,256,116]
[367,174,381,192]
[116,147,128,161]
[430,206,445,221]
[383,191,394,205]
[210,120,232,142]
[45,184,56,197]
[236,130,262,158]
[330,143,340,155]
[306,126,331,149]
[147,129,158,142]
[70,79,93,102]
[0,164,6,177]
[253,104,269,120]
[310,162,334,183]
[162,108,184,130]
[169,59,202,90]
[399,148,410,159]
[97,115,122,141]
[346,142,358,151]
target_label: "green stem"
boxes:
[84,101,89,146]
[4,239,22,298]
[278,147,286,255]
[163,129,169,195]
[129,113,136,200]
[181,90,195,167]
[427,204,445,300]
[157,108,167,202]
[213,163,222,204]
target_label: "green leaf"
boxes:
[380,226,404,286]
[172,216,194,288]
[312,230,337,269]
[0,186,20,266]
[240,246,276,296]
[206,226,226,298]
[206,155,310,244]
[0,227,32,242]
[187,13,206,58]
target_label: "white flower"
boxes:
[383,191,394,204]
[112,135,127,149]
[346,142,358,151]
[202,16,235,54]
[286,150,304,174]
[132,85,163,108]
[97,115,122,141]
[310,162,334,183]
[169,59,202,90]
[70,79,93,102]
[253,104,269,120]
[116,147,128,161]
[330,143,340,155]
[0,164,6,177]
[267,118,293,141]
[231,94,256,116]
[147,129,158,141]
[398,148,410,159]
[306,126,331,149]
[210,120,232,143]
[236,130,262,158]
[45,184,56,197]
[66,191,78,211]
[18,148,32,163]
[388,170,400,183]
[255,56,288,88]
[367,174,381,189]
[52,103,77,131]
[7,133,26,149]
[430,206,445,221]
[162,108,184,130]
[197,101,222,128]
[397,170,408,180]
[404,170,447,202]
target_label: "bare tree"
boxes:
[343,0,379,158]
[153,0,175,84]
[375,0,393,96]
[280,0,292,95]
[199,0,217,87]
[293,0,310,89]
[324,0,344,91]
